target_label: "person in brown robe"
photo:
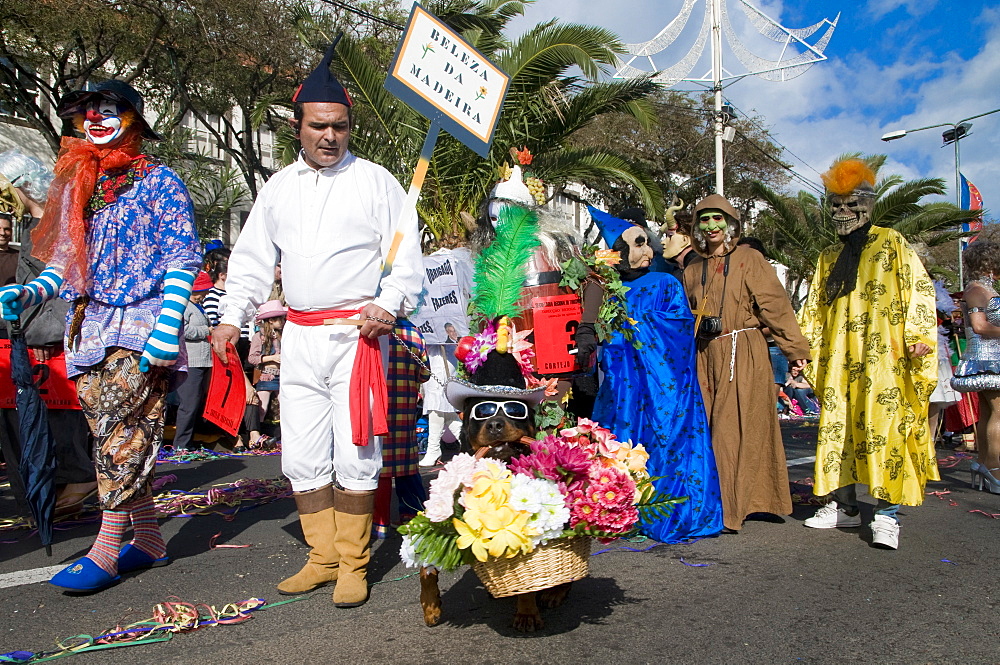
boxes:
[682,194,810,532]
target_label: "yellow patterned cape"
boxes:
[799,226,939,505]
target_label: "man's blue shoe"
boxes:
[118,543,170,573]
[49,557,120,592]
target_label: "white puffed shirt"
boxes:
[220,151,423,328]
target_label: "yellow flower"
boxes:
[467,462,511,509]
[454,516,491,562]
[480,506,532,559]
[626,444,650,473]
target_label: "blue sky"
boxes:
[507,0,1000,214]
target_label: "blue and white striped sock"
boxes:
[139,269,196,372]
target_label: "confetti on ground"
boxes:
[936,452,974,469]
[968,509,1000,519]
[0,478,291,538]
[0,596,306,663]
[941,559,958,565]
[679,557,712,567]
[209,532,251,549]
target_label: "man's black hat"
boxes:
[56,80,162,141]
[292,35,353,107]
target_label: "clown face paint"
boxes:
[698,210,729,251]
[83,99,128,145]
[828,193,872,236]
[621,226,653,269]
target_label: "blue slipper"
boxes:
[49,557,120,592]
[118,544,170,573]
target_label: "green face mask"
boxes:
[698,211,728,233]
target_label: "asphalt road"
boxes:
[2,422,998,665]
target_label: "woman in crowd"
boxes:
[952,240,1000,492]
[784,365,818,415]
[248,300,285,426]
[682,194,811,532]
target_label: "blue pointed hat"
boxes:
[588,206,634,247]
[292,34,353,107]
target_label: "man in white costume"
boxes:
[212,44,422,608]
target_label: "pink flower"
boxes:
[464,323,497,373]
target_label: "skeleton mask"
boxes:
[828,192,873,236]
[621,226,653,269]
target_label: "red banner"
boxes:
[0,340,81,410]
[203,343,246,436]
[531,294,582,375]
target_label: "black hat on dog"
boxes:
[445,351,545,410]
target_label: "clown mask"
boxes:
[828,193,872,236]
[620,226,654,269]
[83,99,132,146]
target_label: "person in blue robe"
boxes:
[588,207,723,542]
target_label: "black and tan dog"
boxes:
[420,352,572,632]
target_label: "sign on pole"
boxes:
[385,3,510,158]
[372,2,510,290]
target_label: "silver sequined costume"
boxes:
[952,291,1000,392]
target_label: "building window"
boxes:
[256,126,277,169]
[182,112,225,161]
[0,59,39,120]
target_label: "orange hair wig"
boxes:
[821,158,876,196]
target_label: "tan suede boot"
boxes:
[332,488,375,608]
[277,485,339,595]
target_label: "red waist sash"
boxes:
[286,308,387,446]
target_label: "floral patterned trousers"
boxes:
[76,348,169,510]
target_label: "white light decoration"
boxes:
[614,0,839,195]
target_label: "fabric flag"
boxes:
[960,173,984,246]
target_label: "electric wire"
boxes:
[315,0,404,30]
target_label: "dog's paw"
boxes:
[423,604,442,626]
[419,567,442,627]
[538,582,571,609]
[512,611,545,633]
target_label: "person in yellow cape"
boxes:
[798,157,938,551]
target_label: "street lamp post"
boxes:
[881,107,1000,286]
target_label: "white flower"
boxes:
[400,534,421,568]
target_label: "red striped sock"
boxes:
[87,509,129,574]
[128,495,166,559]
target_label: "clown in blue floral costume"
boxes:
[589,208,724,543]
[0,80,201,592]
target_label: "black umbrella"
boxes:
[8,318,56,555]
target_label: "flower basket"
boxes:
[471,536,590,598]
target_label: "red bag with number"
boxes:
[203,342,246,436]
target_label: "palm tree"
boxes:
[274,0,663,246]
[752,153,975,308]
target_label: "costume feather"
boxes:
[471,205,540,321]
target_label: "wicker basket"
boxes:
[471,536,591,598]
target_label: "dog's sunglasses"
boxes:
[699,213,725,222]
[470,400,529,421]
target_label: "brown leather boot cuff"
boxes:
[334,488,375,515]
[294,485,336,514]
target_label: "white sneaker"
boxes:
[803,501,862,529]
[870,515,900,550]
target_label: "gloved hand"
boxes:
[574,322,598,370]
[0,268,63,321]
[139,269,195,373]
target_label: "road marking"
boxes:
[0,565,66,589]
[786,455,816,467]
